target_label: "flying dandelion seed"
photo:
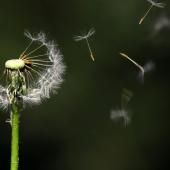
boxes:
[74,28,95,61]
[0,31,66,109]
[139,0,166,25]
[110,88,133,126]
[120,52,155,83]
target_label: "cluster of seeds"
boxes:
[0,32,65,109]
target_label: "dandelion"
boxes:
[74,28,95,61]
[110,88,133,126]
[139,0,166,25]
[0,31,65,170]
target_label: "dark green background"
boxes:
[0,0,170,169]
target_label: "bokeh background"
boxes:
[0,0,170,169]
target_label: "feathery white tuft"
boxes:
[0,85,9,109]
[110,88,133,126]
[74,28,96,61]
[22,32,65,106]
[74,28,95,41]
[146,0,166,8]
[110,109,131,126]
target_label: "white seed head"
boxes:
[22,31,66,106]
[24,31,46,44]
[110,88,132,126]
[5,59,25,70]
[0,31,66,109]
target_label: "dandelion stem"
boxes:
[10,103,20,170]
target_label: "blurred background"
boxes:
[0,0,170,169]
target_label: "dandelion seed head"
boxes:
[22,89,42,107]
[0,31,65,109]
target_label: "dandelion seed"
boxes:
[110,88,133,127]
[74,28,95,61]
[0,31,65,109]
[139,0,166,25]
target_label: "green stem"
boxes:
[10,104,20,170]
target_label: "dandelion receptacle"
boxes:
[0,32,66,170]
